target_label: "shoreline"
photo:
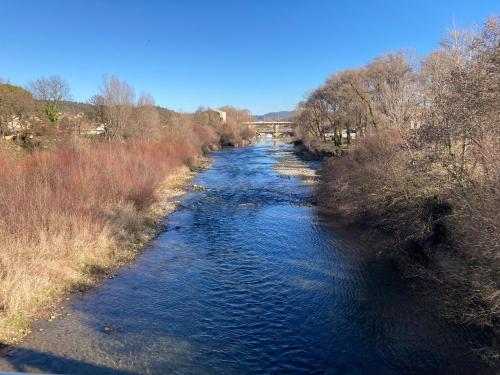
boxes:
[0,156,211,345]
[0,141,493,374]
[272,145,319,185]
[291,145,500,367]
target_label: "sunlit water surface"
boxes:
[0,142,489,374]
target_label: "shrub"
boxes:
[0,135,199,339]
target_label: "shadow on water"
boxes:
[0,345,138,375]
[0,141,494,374]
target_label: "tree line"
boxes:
[296,16,499,348]
[0,75,254,148]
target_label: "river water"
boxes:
[0,141,489,374]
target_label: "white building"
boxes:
[211,109,226,124]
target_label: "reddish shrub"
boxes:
[0,135,200,338]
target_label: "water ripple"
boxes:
[0,141,490,375]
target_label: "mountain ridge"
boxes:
[254,111,294,121]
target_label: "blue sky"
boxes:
[0,1,497,114]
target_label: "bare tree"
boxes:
[27,75,71,123]
[298,16,500,336]
[365,52,420,163]
[338,68,379,129]
[98,75,135,139]
[133,92,162,139]
[87,94,107,125]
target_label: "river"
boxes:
[0,141,489,374]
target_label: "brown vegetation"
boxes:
[0,137,199,341]
[193,105,255,146]
[0,84,36,136]
[296,17,500,344]
[0,74,255,342]
[26,75,71,124]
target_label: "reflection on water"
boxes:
[0,142,490,374]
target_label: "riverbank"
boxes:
[0,139,209,344]
[0,141,491,374]
[292,139,500,366]
[291,16,500,366]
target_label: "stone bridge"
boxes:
[243,121,294,138]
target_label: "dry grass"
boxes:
[0,136,200,342]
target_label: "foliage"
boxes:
[44,102,58,123]
[299,17,500,334]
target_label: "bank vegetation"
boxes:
[295,16,500,357]
[0,75,254,341]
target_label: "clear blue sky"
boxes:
[0,1,497,114]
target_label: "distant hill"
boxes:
[57,100,176,116]
[255,111,294,121]
[58,100,94,114]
